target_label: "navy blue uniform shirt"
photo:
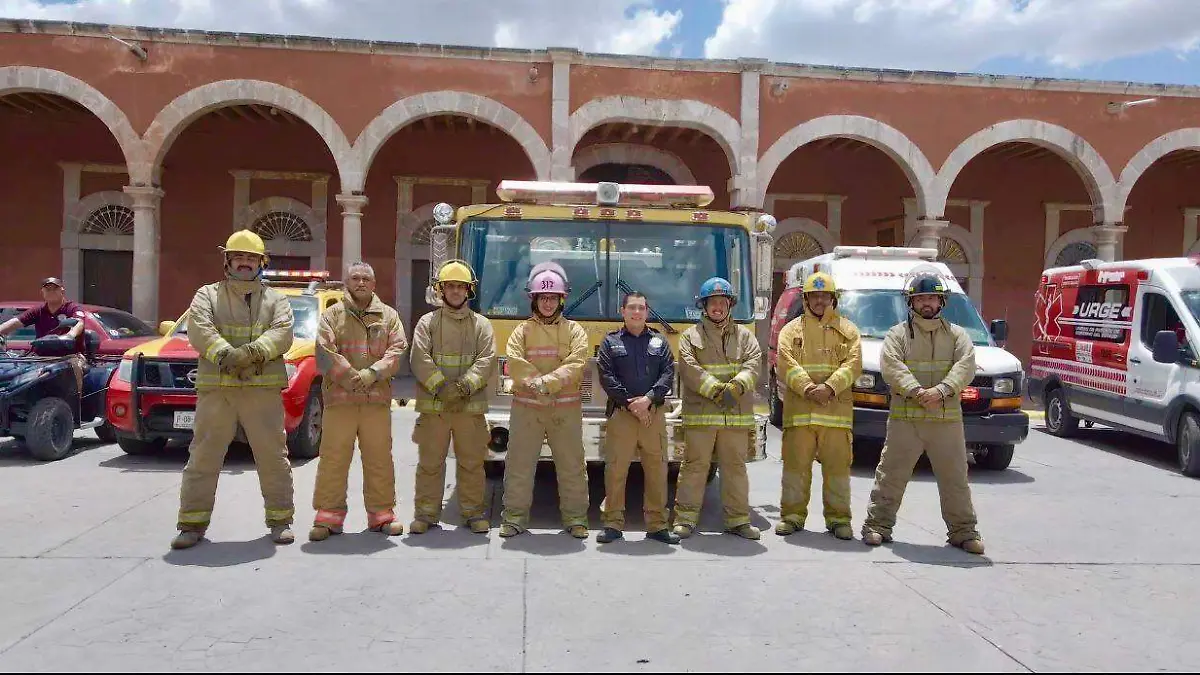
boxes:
[597,325,675,412]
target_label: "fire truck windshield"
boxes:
[460,219,754,322]
[170,295,320,340]
[836,290,993,345]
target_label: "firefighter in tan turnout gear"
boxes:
[674,277,763,540]
[171,230,296,550]
[309,262,409,542]
[499,262,590,539]
[408,260,496,535]
[861,272,986,555]
[774,272,862,540]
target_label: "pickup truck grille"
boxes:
[138,359,198,389]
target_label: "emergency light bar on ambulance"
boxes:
[496,180,715,208]
[832,246,938,261]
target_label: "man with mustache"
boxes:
[861,272,986,555]
[171,230,296,549]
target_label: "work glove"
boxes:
[726,379,746,398]
[221,345,254,369]
[246,341,271,365]
[719,387,740,409]
[433,379,457,401]
[527,376,551,396]
[357,368,379,388]
[452,378,473,400]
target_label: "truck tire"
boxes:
[1177,412,1200,478]
[768,371,783,430]
[117,437,166,456]
[1044,387,1079,438]
[975,444,1014,471]
[287,387,323,459]
[95,421,117,443]
[26,398,75,461]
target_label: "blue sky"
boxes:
[5,0,1199,86]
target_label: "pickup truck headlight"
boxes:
[114,359,132,384]
[285,363,298,381]
[855,373,876,390]
[993,377,1015,395]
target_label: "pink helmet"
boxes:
[526,261,570,298]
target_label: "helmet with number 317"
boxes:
[525,262,571,297]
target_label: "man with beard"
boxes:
[407,260,496,535]
[861,272,986,555]
[498,262,590,539]
[171,230,296,550]
[673,277,763,540]
[308,262,409,542]
[774,272,862,540]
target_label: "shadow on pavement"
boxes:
[779,529,875,554]
[161,536,279,567]
[594,538,679,556]
[400,526,490,551]
[499,532,587,555]
[1035,425,1179,473]
[885,540,995,568]
[0,436,108,466]
[300,531,399,556]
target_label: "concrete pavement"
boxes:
[0,411,1195,671]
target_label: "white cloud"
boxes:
[704,0,1200,72]
[0,0,682,56]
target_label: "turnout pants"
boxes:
[673,427,751,530]
[411,412,490,524]
[500,403,589,530]
[601,408,669,532]
[177,388,295,532]
[863,419,980,545]
[312,403,398,530]
[780,426,853,530]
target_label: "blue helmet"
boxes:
[695,277,737,308]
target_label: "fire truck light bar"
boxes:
[496,180,715,208]
[262,270,331,281]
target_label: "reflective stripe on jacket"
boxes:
[678,318,761,428]
[776,309,862,429]
[316,293,408,407]
[881,314,976,423]
[409,305,495,414]
[505,315,588,408]
[188,280,294,389]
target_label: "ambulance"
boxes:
[1030,256,1200,477]
[767,246,1028,470]
[396,179,778,476]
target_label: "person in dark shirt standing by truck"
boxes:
[0,277,88,391]
[596,291,680,545]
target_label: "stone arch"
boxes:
[572,143,697,185]
[933,120,1118,222]
[568,97,742,177]
[757,116,937,215]
[141,80,355,189]
[773,217,837,273]
[1115,129,1200,217]
[354,92,551,192]
[0,66,145,178]
[1045,227,1100,268]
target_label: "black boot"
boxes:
[646,528,681,545]
[596,527,624,543]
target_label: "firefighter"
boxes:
[674,277,763,540]
[171,230,296,550]
[861,272,986,555]
[309,262,409,542]
[408,260,496,535]
[774,272,862,540]
[498,262,590,539]
[595,291,680,545]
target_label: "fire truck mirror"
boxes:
[1153,330,1180,364]
[990,319,1008,343]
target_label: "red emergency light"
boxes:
[262,270,331,281]
[496,180,715,208]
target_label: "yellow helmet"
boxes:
[220,229,267,257]
[434,259,477,299]
[803,272,837,295]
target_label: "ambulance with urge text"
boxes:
[1030,256,1200,477]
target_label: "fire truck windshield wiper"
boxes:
[616,279,677,334]
[564,280,603,317]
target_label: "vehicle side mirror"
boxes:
[1153,330,1180,364]
[990,319,1008,342]
[83,329,101,355]
[158,321,176,336]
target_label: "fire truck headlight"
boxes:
[433,202,455,225]
[285,363,298,381]
[993,377,1015,395]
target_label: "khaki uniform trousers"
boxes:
[863,419,980,545]
[177,388,294,531]
[673,427,751,530]
[781,426,853,530]
[601,408,669,532]
[412,412,490,524]
[312,403,397,529]
[500,403,589,530]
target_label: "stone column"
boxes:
[731,58,766,210]
[336,193,368,276]
[124,185,164,323]
[549,49,576,181]
[1092,223,1127,262]
[913,218,949,251]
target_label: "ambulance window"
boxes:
[1140,293,1188,352]
[1072,284,1129,343]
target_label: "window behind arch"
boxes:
[82,204,135,236]
[252,211,313,242]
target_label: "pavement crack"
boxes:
[521,558,529,672]
[878,564,1034,672]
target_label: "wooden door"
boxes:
[410,259,432,329]
[81,249,133,312]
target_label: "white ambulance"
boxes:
[1030,256,1200,477]
[767,246,1028,470]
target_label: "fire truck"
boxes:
[105,270,340,457]
[396,179,778,474]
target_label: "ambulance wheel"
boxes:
[1044,388,1078,438]
[975,444,1014,471]
[1176,412,1200,478]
